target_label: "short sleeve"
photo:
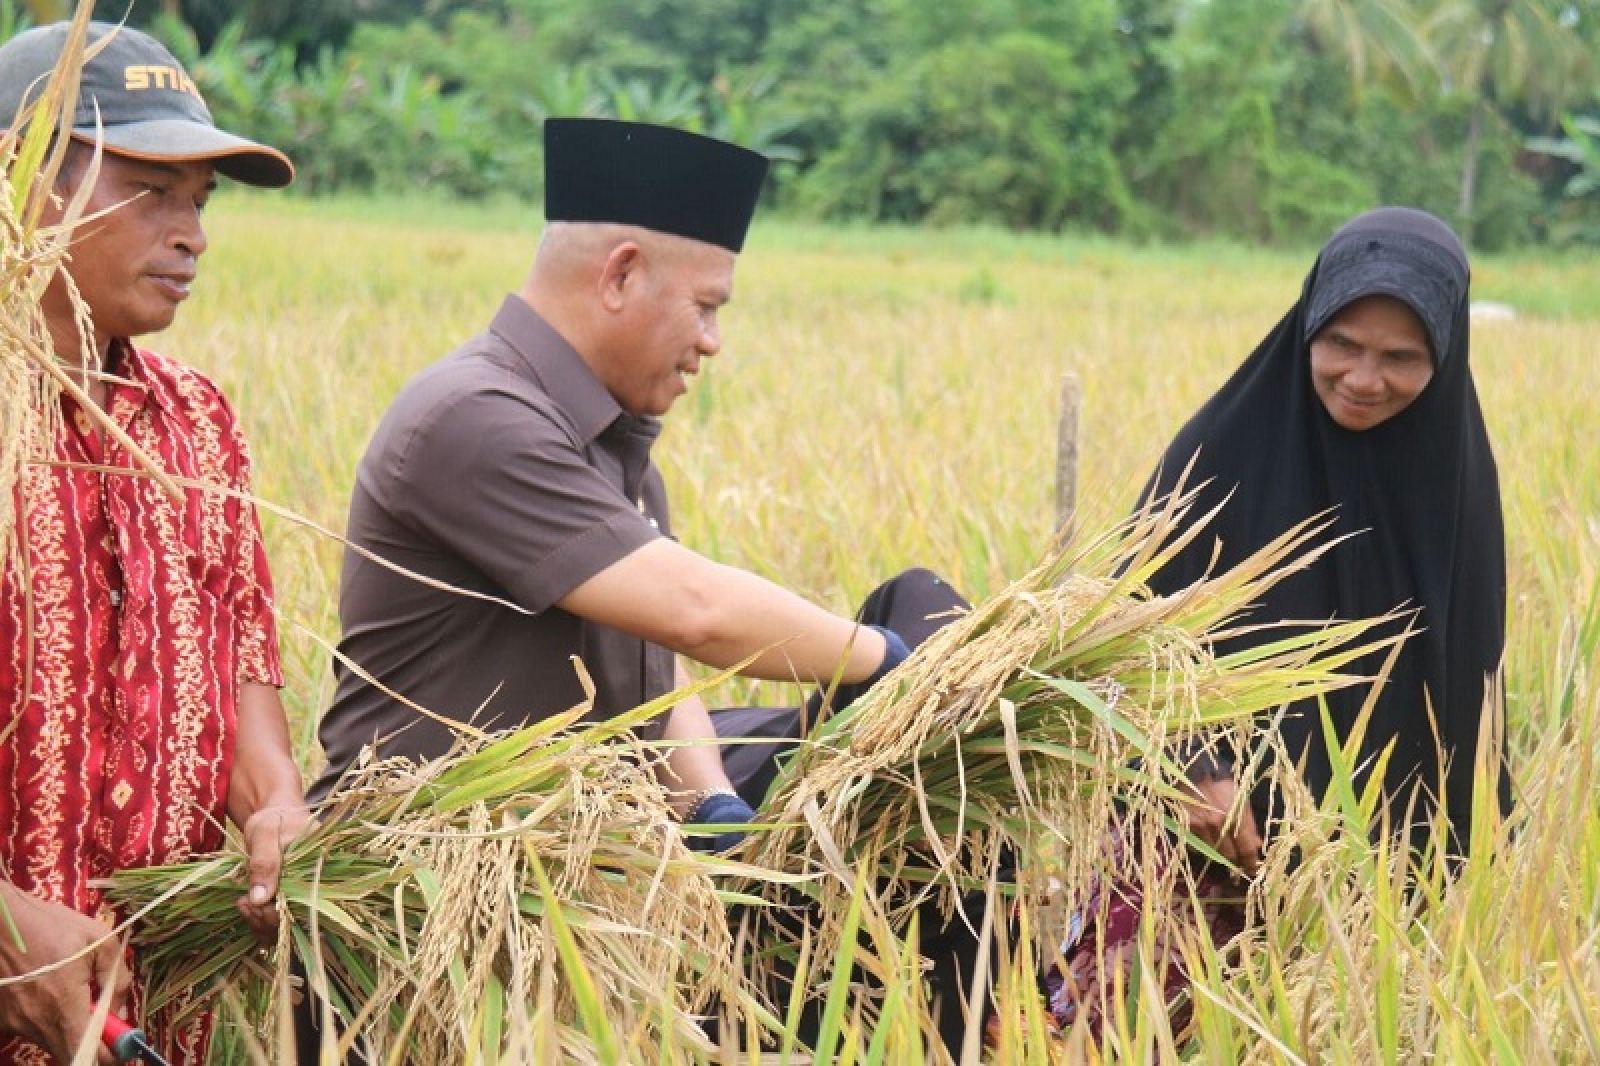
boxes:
[216,398,284,688]
[234,505,284,687]
[384,383,661,613]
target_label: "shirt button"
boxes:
[73,409,93,435]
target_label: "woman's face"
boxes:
[1309,294,1435,431]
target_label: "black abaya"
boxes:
[1141,207,1510,855]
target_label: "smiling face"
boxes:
[596,233,735,417]
[1309,294,1436,431]
[43,150,215,364]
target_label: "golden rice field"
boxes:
[164,193,1600,1062]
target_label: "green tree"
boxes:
[795,10,1138,230]
[756,0,897,174]
[85,0,435,54]
[1295,0,1592,241]
[1529,111,1600,199]
[1137,0,1377,241]
[1296,0,1432,91]
[1528,104,1600,242]
[913,30,1135,229]
[1422,0,1593,239]
[507,0,772,81]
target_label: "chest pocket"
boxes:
[181,481,236,596]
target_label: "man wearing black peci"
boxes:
[308,119,994,1054]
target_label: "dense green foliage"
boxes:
[13,0,1600,247]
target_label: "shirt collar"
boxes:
[488,295,658,447]
[102,338,158,409]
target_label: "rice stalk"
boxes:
[0,6,95,569]
[2,11,186,568]
[1159,661,1600,1063]
[104,691,741,1063]
[737,481,1406,1005]
[0,0,128,982]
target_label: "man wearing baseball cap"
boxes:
[0,21,304,1065]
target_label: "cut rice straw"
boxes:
[2,6,93,568]
[105,680,745,1064]
[737,477,1408,992]
[1,9,182,543]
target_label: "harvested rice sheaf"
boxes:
[105,702,741,1064]
[739,485,1405,982]
[0,18,87,562]
[2,12,180,563]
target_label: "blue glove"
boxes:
[825,625,911,711]
[685,791,755,854]
[867,625,911,682]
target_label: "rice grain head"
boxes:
[739,485,1405,1007]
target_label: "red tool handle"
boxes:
[101,1012,144,1061]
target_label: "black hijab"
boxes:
[1142,207,1510,853]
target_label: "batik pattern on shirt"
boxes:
[0,343,281,1064]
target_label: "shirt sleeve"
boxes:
[220,403,284,689]
[385,383,662,614]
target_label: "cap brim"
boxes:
[73,118,294,188]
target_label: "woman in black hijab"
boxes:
[1144,206,1511,857]
[1051,206,1511,1036]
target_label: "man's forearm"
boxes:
[656,663,736,817]
[559,539,888,684]
[226,681,306,827]
[671,562,888,683]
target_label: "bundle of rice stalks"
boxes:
[738,483,1406,981]
[105,696,740,1064]
[1184,686,1581,1063]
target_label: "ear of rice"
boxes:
[738,481,1407,988]
[1,6,96,568]
[2,12,185,569]
[104,688,742,1063]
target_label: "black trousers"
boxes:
[712,567,1001,1056]
[291,957,369,1065]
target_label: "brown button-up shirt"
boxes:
[313,297,672,798]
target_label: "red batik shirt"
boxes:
[0,342,281,1065]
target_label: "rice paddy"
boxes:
[50,190,1600,1060]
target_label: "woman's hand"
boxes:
[1181,775,1263,877]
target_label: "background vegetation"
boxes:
[7,0,1600,249]
[158,193,1600,1060]
[10,0,1600,1056]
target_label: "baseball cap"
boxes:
[0,21,293,188]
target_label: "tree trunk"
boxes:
[1457,97,1484,247]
